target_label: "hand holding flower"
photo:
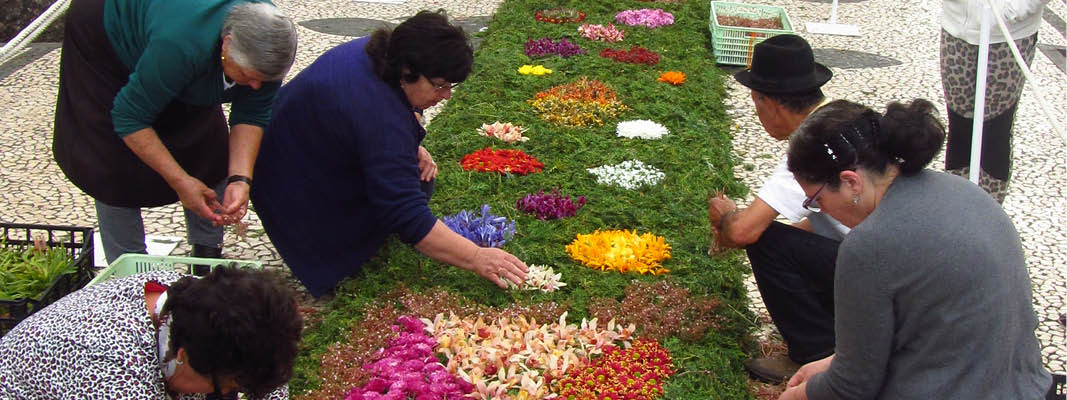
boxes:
[466,247,528,288]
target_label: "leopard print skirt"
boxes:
[940,29,1037,120]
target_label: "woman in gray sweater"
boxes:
[778,99,1051,399]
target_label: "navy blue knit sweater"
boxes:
[251,37,437,297]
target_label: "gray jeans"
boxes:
[95,179,226,264]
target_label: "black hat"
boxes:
[734,34,832,94]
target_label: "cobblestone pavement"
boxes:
[0,0,1062,373]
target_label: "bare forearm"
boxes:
[718,198,780,246]
[414,220,479,269]
[122,127,188,185]
[228,124,264,178]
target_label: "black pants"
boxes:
[746,221,839,363]
[944,105,1017,181]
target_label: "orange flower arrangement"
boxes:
[528,77,628,127]
[657,71,686,86]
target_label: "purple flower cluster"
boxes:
[615,8,675,28]
[516,189,587,220]
[344,316,473,400]
[442,204,516,248]
[524,37,586,58]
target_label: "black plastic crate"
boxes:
[0,222,94,337]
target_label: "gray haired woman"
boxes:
[52,0,297,268]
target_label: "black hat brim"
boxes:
[733,63,833,94]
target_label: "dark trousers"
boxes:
[944,105,1017,181]
[746,221,839,363]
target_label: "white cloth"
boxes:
[757,157,850,240]
[941,0,1049,45]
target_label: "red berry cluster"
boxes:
[599,46,661,66]
[555,339,675,400]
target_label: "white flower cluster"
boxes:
[508,264,566,292]
[616,119,669,139]
[587,159,665,190]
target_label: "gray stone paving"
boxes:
[0,0,1062,374]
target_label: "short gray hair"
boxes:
[221,3,298,81]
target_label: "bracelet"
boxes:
[226,175,253,187]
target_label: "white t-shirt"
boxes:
[757,157,850,240]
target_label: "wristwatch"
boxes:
[226,175,253,187]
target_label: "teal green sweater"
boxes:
[103,0,279,136]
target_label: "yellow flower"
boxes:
[518,64,553,75]
[566,230,671,274]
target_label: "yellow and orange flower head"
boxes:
[566,230,671,275]
[657,71,685,85]
[528,77,628,127]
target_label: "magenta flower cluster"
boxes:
[524,37,586,58]
[516,189,587,220]
[615,8,675,28]
[344,316,473,400]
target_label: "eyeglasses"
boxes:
[802,182,828,212]
[427,77,459,92]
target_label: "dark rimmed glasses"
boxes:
[802,182,828,212]
[426,76,459,92]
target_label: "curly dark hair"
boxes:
[364,9,473,87]
[163,266,302,397]
[787,99,945,187]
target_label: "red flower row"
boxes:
[555,339,675,399]
[600,46,661,66]
[534,9,587,24]
[461,147,544,175]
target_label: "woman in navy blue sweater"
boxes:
[250,11,527,297]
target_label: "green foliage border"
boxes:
[291,0,760,398]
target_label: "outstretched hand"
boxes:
[466,247,528,288]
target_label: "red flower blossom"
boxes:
[554,339,674,399]
[600,46,661,66]
[460,147,544,175]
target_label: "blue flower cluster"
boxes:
[442,204,517,248]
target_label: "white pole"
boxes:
[969,5,992,184]
[829,0,840,25]
[983,0,1067,144]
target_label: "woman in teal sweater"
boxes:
[52,0,297,266]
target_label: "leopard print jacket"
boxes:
[0,270,288,400]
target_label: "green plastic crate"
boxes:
[1,223,94,337]
[87,254,262,286]
[709,1,795,66]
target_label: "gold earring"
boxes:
[221,55,226,62]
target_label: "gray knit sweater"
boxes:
[806,170,1050,399]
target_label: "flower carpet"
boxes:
[292,0,753,398]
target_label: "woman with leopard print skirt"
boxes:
[940,0,1049,203]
